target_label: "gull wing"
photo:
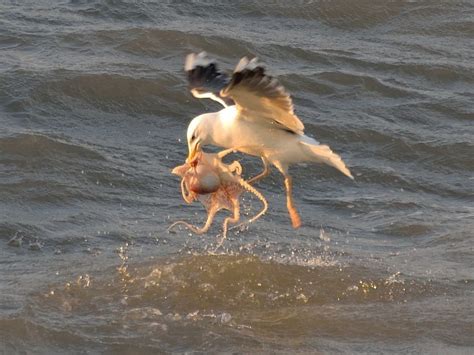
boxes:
[220,57,305,135]
[184,52,234,108]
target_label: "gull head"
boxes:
[186,113,214,162]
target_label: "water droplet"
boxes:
[219,313,232,324]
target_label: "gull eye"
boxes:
[191,134,196,141]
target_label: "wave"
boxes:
[7,252,457,353]
[0,133,104,160]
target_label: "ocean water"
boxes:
[1,1,473,353]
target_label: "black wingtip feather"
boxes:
[185,53,230,94]
[231,67,266,88]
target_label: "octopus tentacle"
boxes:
[168,205,218,235]
[180,178,195,204]
[227,161,242,175]
[248,157,271,184]
[171,151,268,239]
[236,177,268,225]
[216,148,236,159]
[215,198,240,250]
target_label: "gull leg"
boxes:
[248,157,271,184]
[284,175,302,229]
[168,207,218,235]
[274,162,301,229]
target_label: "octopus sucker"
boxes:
[168,149,267,247]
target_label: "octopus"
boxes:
[168,149,268,246]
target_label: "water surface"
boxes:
[1,1,473,353]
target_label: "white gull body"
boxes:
[185,52,353,228]
[188,106,351,175]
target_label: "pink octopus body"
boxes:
[169,149,267,247]
[184,163,220,195]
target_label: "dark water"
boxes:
[1,1,473,353]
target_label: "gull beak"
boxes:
[187,139,202,163]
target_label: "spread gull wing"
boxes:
[184,52,234,108]
[220,57,305,134]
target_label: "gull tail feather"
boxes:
[300,141,354,179]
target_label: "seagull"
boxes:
[184,52,353,228]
